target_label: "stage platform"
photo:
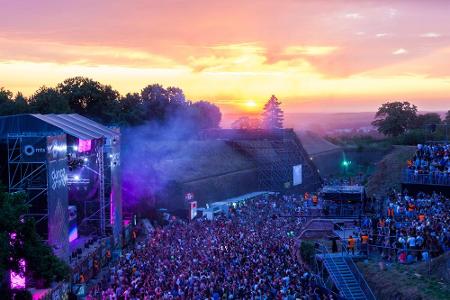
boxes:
[69,236,110,268]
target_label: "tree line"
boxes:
[372,101,450,144]
[0,77,222,130]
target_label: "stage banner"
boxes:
[110,132,122,248]
[20,136,47,162]
[47,135,67,161]
[47,134,69,261]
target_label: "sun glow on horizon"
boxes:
[1,0,450,113]
[245,100,257,107]
[240,99,261,112]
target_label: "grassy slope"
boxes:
[357,253,450,300]
[365,145,416,198]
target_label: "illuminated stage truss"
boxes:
[7,134,48,225]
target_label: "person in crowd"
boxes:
[360,232,369,256]
[347,235,355,255]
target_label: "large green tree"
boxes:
[29,87,71,114]
[57,77,120,123]
[372,101,418,137]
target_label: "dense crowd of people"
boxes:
[87,194,336,299]
[406,144,450,184]
[355,192,450,264]
[82,171,450,299]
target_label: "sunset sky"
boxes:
[1,0,450,114]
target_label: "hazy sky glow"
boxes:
[1,0,450,113]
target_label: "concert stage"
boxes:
[0,114,123,265]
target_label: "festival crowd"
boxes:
[356,192,449,264]
[87,194,335,300]
[406,143,450,184]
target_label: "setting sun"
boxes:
[245,100,257,108]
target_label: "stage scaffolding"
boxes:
[7,134,49,226]
[73,142,108,237]
[6,133,110,238]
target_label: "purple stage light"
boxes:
[68,226,78,242]
[10,259,26,289]
[78,139,92,152]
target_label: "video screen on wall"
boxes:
[293,164,302,186]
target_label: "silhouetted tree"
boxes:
[29,87,71,114]
[445,110,450,124]
[372,101,418,137]
[57,77,120,123]
[166,87,186,105]
[13,92,29,114]
[190,101,221,129]
[261,95,283,129]
[0,88,19,115]
[231,117,261,129]
[140,84,189,122]
[119,93,146,126]
[412,113,441,130]
[141,84,170,121]
[0,87,13,104]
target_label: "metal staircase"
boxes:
[323,255,368,299]
[315,237,376,300]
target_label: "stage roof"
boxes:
[0,113,117,140]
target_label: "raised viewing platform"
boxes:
[403,169,450,186]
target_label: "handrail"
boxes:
[317,242,356,299]
[333,226,376,300]
[315,242,348,299]
[347,256,376,300]
[403,169,450,186]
